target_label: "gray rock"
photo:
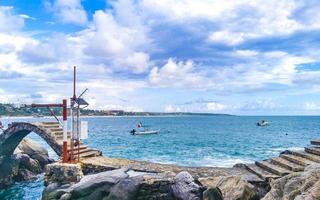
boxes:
[15,138,51,168]
[59,193,71,200]
[171,171,203,200]
[203,187,223,200]
[135,173,175,200]
[16,168,37,181]
[199,176,259,200]
[262,164,320,200]
[68,167,129,198]
[0,155,19,188]
[42,183,71,200]
[15,153,41,173]
[0,138,53,188]
[44,163,83,186]
[105,176,144,200]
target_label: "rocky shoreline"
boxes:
[1,139,320,199]
[42,161,320,200]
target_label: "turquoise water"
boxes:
[1,115,319,199]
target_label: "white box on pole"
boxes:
[80,121,88,139]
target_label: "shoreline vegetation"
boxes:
[0,103,232,117]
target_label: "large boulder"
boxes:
[15,138,52,168]
[0,155,19,188]
[199,176,259,200]
[42,168,177,200]
[104,176,144,200]
[14,153,42,181]
[42,167,130,200]
[44,163,83,186]
[69,167,129,198]
[171,171,204,200]
[130,172,175,200]
[262,164,320,200]
[0,138,53,188]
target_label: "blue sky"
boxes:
[0,0,320,115]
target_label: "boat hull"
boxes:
[132,130,159,135]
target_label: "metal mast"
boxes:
[70,66,89,162]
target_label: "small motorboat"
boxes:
[130,129,159,135]
[257,120,270,126]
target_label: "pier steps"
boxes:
[256,161,291,176]
[289,150,320,163]
[37,121,101,160]
[280,154,317,167]
[271,157,304,172]
[310,140,320,145]
[244,139,320,181]
[305,147,320,156]
[244,164,280,181]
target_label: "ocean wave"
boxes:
[142,155,254,168]
[270,147,304,154]
[197,156,254,168]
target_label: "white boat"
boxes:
[130,129,159,135]
[257,121,269,126]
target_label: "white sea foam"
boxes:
[288,147,305,151]
[143,155,254,168]
[270,147,304,154]
[197,156,254,168]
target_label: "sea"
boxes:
[0,115,319,199]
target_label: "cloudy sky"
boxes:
[0,0,320,115]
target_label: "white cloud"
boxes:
[114,52,150,74]
[206,102,227,111]
[98,104,144,112]
[304,102,320,111]
[2,0,320,115]
[208,31,246,46]
[142,0,320,45]
[164,105,181,113]
[142,0,241,21]
[19,14,35,20]
[17,1,151,73]
[234,50,259,57]
[149,58,204,88]
[47,0,88,25]
[82,8,150,73]
[164,100,228,113]
[148,51,315,93]
[239,98,281,111]
[0,6,24,33]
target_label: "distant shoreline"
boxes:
[0,113,233,119]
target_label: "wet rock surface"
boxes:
[0,138,53,188]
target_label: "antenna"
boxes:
[78,88,88,99]
[73,66,76,99]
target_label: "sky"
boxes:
[0,0,320,115]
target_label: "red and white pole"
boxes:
[62,99,68,163]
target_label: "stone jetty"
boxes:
[41,136,320,199]
[2,121,320,199]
